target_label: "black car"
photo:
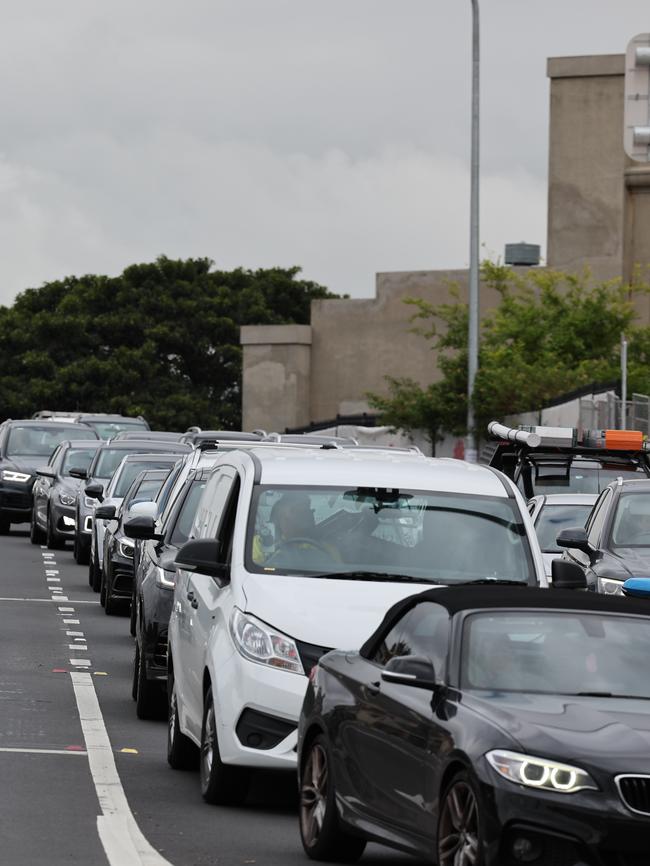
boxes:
[30,439,100,548]
[99,469,171,616]
[127,472,208,719]
[0,420,99,533]
[73,440,190,567]
[298,586,650,866]
[558,477,650,596]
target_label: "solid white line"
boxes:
[0,747,87,756]
[69,672,174,866]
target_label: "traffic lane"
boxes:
[0,531,107,866]
[58,542,428,865]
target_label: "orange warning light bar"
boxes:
[604,430,645,450]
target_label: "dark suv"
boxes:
[0,420,99,533]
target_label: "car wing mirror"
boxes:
[175,538,229,582]
[84,482,104,501]
[128,500,158,520]
[556,527,593,556]
[124,515,163,541]
[551,559,587,590]
[69,467,88,479]
[36,467,56,478]
[381,655,437,690]
[95,504,116,520]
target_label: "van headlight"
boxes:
[487,750,598,794]
[59,492,76,506]
[598,576,624,595]
[230,608,304,675]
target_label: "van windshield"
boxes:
[246,486,534,584]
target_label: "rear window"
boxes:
[6,426,96,458]
[535,504,594,552]
[62,447,98,476]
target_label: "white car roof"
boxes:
[533,493,598,507]
[242,448,509,497]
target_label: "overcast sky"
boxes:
[0,1,647,302]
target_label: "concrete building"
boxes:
[241,53,650,437]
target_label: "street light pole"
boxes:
[465,0,480,463]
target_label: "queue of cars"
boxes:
[3,412,650,865]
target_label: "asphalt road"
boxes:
[0,529,427,866]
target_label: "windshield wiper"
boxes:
[572,692,650,700]
[458,578,528,586]
[313,571,445,584]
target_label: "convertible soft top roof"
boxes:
[359,586,650,658]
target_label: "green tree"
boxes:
[0,257,336,430]
[368,263,649,441]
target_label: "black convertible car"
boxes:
[297,586,650,866]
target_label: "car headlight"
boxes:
[598,576,624,595]
[58,492,76,506]
[2,470,31,483]
[154,566,175,589]
[230,608,304,675]
[486,750,598,794]
[83,496,95,508]
[118,538,135,559]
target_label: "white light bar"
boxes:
[528,426,575,448]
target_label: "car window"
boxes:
[113,461,176,498]
[6,425,94,457]
[246,485,535,584]
[371,602,449,678]
[587,489,612,547]
[462,611,650,698]
[535,504,594,552]
[85,420,148,438]
[62,448,98,476]
[518,462,643,496]
[610,492,650,547]
[170,480,207,547]
[192,469,237,540]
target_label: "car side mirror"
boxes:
[175,539,229,581]
[551,559,588,590]
[128,500,158,520]
[124,515,162,541]
[380,655,437,690]
[556,527,592,555]
[36,467,56,478]
[622,577,650,598]
[95,504,116,521]
[69,467,88,479]
[84,482,104,501]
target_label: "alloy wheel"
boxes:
[169,689,178,747]
[201,701,216,782]
[438,779,480,866]
[300,742,329,848]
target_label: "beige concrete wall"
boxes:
[240,325,312,433]
[547,55,626,281]
[309,269,503,422]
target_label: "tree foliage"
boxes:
[0,256,335,430]
[368,263,650,441]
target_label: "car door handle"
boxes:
[363,681,381,698]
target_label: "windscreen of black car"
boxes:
[6,426,95,458]
[611,493,650,547]
[246,486,534,583]
[62,448,98,476]
[86,420,148,439]
[170,480,207,547]
[462,611,650,698]
[535,504,594,552]
[114,461,177,498]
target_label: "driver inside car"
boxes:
[253,492,340,566]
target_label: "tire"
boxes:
[30,508,46,545]
[134,640,166,720]
[129,589,138,637]
[437,770,484,866]
[0,516,11,535]
[200,686,251,806]
[299,733,366,862]
[46,511,65,550]
[100,569,107,608]
[167,674,199,770]
[74,534,90,565]
[89,545,101,592]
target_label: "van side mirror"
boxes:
[380,655,437,690]
[551,559,588,590]
[84,482,104,501]
[69,467,88,479]
[556,527,592,555]
[175,539,229,581]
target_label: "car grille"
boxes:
[616,775,650,815]
[295,639,332,676]
[2,491,32,508]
